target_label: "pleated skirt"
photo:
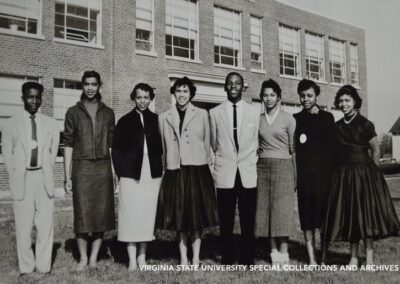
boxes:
[323,161,400,242]
[118,154,161,242]
[155,165,219,232]
[255,158,295,237]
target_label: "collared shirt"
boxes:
[225,99,243,138]
[22,110,42,169]
[136,109,148,154]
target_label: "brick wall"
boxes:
[0,0,368,193]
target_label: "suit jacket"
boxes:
[159,102,211,170]
[112,108,163,180]
[210,101,260,188]
[2,112,60,200]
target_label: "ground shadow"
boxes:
[62,232,352,266]
[64,237,114,263]
[255,238,349,265]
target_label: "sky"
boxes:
[276,0,400,135]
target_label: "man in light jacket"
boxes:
[2,82,59,274]
[210,72,259,265]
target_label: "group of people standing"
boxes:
[2,70,399,275]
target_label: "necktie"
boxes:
[233,104,239,151]
[30,115,38,167]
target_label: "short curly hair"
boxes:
[22,81,43,96]
[297,79,320,96]
[130,83,155,100]
[259,79,281,100]
[334,85,362,110]
[170,76,196,99]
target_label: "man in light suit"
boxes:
[210,72,259,265]
[2,82,59,274]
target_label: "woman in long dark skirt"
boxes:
[322,85,400,265]
[64,71,116,271]
[156,76,218,265]
[294,79,337,264]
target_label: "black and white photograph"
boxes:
[0,0,399,283]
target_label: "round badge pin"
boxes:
[299,134,307,144]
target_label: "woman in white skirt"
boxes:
[112,83,163,271]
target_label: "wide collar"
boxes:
[165,102,199,137]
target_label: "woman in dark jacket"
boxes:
[112,83,163,271]
[64,71,115,271]
[293,79,337,264]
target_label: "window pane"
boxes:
[66,16,88,30]
[55,26,64,38]
[329,39,346,83]
[136,0,153,52]
[250,16,262,69]
[0,0,41,34]
[54,79,63,88]
[55,14,65,26]
[166,0,198,59]
[55,1,100,44]
[56,3,65,13]
[279,25,300,76]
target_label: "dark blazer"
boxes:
[112,108,163,180]
[64,101,115,160]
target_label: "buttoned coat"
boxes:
[2,112,59,200]
[209,101,260,188]
[158,103,211,170]
[64,101,115,160]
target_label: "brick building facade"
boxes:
[0,0,367,196]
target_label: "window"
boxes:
[280,102,302,114]
[329,38,346,84]
[279,24,301,77]
[350,43,359,86]
[53,79,82,156]
[54,0,102,45]
[166,0,198,60]
[305,32,325,81]
[250,16,263,70]
[0,0,41,35]
[136,0,154,52]
[214,6,242,67]
[0,75,39,154]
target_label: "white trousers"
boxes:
[13,170,54,273]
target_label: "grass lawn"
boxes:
[0,177,399,283]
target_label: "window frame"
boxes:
[250,15,263,71]
[0,0,44,38]
[279,24,301,78]
[54,0,103,47]
[165,0,199,61]
[135,0,155,55]
[213,5,243,68]
[305,31,325,82]
[350,43,360,87]
[329,38,347,85]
